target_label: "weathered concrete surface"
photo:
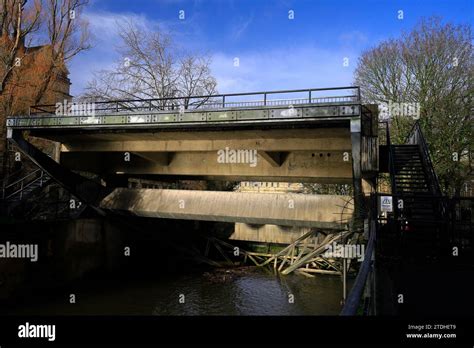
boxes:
[100,188,354,229]
[61,150,353,183]
[231,223,344,244]
[54,127,355,183]
[57,128,351,152]
[231,224,312,244]
[55,218,123,280]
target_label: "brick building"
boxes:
[0,38,71,177]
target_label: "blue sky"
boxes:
[70,0,473,96]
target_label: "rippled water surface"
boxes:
[8,268,346,315]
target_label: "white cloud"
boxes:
[69,10,361,97]
[85,11,158,37]
[69,11,163,96]
[211,46,357,94]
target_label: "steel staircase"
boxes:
[0,166,88,220]
[1,169,51,202]
[2,131,111,220]
[392,145,430,195]
[387,121,445,261]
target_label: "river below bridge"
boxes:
[6,267,346,315]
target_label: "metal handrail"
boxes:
[340,221,376,316]
[406,121,441,195]
[4,168,42,190]
[1,169,47,200]
[27,86,361,115]
[31,97,360,116]
[33,86,360,107]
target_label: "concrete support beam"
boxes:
[100,188,354,229]
[56,128,352,153]
[60,150,353,183]
[53,126,358,183]
[133,152,174,166]
[258,151,288,167]
[231,223,313,244]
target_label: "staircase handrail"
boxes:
[406,121,441,195]
[3,168,42,189]
[1,169,46,200]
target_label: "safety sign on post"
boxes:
[379,195,393,213]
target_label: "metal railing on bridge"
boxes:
[340,219,376,316]
[30,86,361,115]
[6,86,363,128]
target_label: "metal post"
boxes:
[342,258,347,304]
[309,90,312,103]
[222,95,226,108]
[263,93,267,106]
[372,247,377,315]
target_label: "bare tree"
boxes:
[0,0,90,177]
[84,21,217,109]
[1,0,89,103]
[33,0,91,104]
[177,55,217,108]
[0,0,41,93]
[354,17,473,195]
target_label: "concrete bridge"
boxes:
[100,188,354,243]
[6,86,378,243]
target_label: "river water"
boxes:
[7,267,346,315]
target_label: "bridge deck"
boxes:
[6,86,378,183]
[6,87,363,130]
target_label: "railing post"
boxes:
[309,90,312,103]
[342,258,347,304]
[263,93,267,106]
[222,95,226,108]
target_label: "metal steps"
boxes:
[1,169,51,203]
[390,143,442,259]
